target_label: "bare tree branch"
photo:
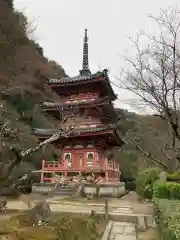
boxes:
[118,8,180,171]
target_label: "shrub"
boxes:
[167,172,180,182]
[136,167,162,199]
[154,198,180,240]
[153,181,180,200]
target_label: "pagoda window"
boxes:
[108,159,113,167]
[87,152,94,159]
[64,153,72,168]
[86,152,94,167]
[64,153,71,160]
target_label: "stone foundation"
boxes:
[32,182,125,198]
[83,182,125,198]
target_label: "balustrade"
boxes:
[42,156,118,171]
[42,159,109,171]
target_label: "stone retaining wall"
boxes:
[32,182,126,198]
[83,182,125,198]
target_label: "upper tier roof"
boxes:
[46,69,107,84]
[46,69,117,101]
[40,97,119,124]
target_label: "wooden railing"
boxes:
[42,159,119,171]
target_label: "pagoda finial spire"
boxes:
[79,29,91,76]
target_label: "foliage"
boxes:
[153,181,180,200]
[0,1,68,194]
[167,172,180,182]
[136,167,161,199]
[115,149,138,178]
[116,108,173,176]
[31,40,44,56]
[0,213,107,240]
[6,0,13,9]
[153,198,180,239]
[5,93,56,128]
[48,60,67,77]
[14,11,28,34]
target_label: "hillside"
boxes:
[0,1,66,170]
[116,109,172,177]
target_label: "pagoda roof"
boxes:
[32,124,125,147]
[40,98,119,123]
[46,69,117,101]
[41,96,111,108]
[47,69,107,84]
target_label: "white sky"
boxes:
[14,0,180,113]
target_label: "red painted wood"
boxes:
[40,74,121,183]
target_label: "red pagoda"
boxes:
[33,29,124,182]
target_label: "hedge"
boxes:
[153,181,180,200]
[167,172,180,182]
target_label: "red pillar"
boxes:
[40,172,44,183]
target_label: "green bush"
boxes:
[136,168,162,199]
[153,181,180,200]
[168,172,180,182]
[153,198,180,240]
[168,217,180,240]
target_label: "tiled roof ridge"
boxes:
[46,69,108,84]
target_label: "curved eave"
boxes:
[46,70,107,85]
[41,98,110,109]
[41,99,118,119]
[32,128,125,147]
[46,69,117,101]
[104,76,117,101]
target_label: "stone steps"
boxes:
[101,218,156,240]
[102,221,136,240]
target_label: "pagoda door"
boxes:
[73,152,84,169]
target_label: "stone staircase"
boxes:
[102,221,136,240]
[101,205,156,240]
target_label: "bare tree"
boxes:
[119,8,180,171]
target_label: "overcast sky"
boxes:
[14,0,180,112]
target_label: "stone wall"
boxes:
[83,182,125,198]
